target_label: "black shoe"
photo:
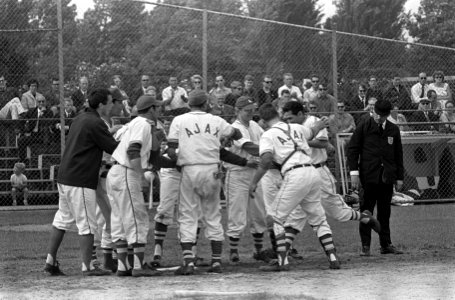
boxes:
[360,246,371,257]
[326,250,341,269]
[116,269,132,277]
[174,263,195,275]
[149,255,161,268]
[380,245,403,255]
[194,256,210,267]
[288,247,304,260]
[360,210,381,233]
[44,261,65,276]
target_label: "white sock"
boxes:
[46,254,54,265]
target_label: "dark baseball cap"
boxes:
[136,95,163,111]
[108,87,125,101]
[235,96,256,109]
[188,90,208,106]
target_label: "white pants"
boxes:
[53,183,98,235]
[178,164,224,243]
[226,168,267,238]
[107,165,149,244]
[154,168,181,226]
[94,176,113,249]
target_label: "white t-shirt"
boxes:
[226,119,264,170]
[162,86,189,111]
[278,85,303,101]
[168,111,233,166]
[303,115,328,164]
[111,116,153,169]
[11,174,27,187]
[259,121,313,174]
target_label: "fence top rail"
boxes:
[134,0,455,52]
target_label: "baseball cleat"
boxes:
[360,246,371,257]
[83,265,112,276]
[194,256,210,267]
[259,259,290,272]
[229,251,240,264]
[174,263,195,275]
[44,261,65,276]
[380,245,403,255]
[132,268,161,277]
[116,269,132,277]
[207,262,223,274]
[149,255,161,268]
[360,210,381,233]
[326,250,341,269]
[288,248,304,260]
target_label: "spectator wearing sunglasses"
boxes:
[303,74,320,104]
[409,97,440,131]
[313,82,337,116]
[428,70,452,110]
[411,73,430,104]
[365,75,383,102]
[225,81,243,107]
[257,75,277,107]
[334,101,355,134]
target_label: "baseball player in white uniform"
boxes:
[167,90,242,275]
[225,96,268,263]
[106,95,162,277]
[249,103,338,271]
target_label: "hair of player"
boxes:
[282,101,304,115]
[88,88,111,109]
[374,99,392,116]
[258,103,279,122]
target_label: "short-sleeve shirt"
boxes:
[226,119,264,170]
[162,86,189,111]
[259,121,313,174]
[168,111,233,166]
[278,85,303,100]
[111,116,153,169]
[303,115,328,164]
[11,174,27,186]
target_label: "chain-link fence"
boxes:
[2,0,455,208]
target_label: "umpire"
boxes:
[347,99,404,256]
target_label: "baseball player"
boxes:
[249,103,337,271]
[167,90,242,275]
[225,96,268,263]
[106,95,163,277]
[44,88,118,276]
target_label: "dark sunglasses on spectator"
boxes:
[421,101,430,105]
[420,77,426,79]
[337,106,344,108]
[310,106,317,110]
[264,81,272,83]
[359,90,366,92]
[435,76,442,79]
[312,80,319,83]
[319,88,327,91]
[194,81,201,84]
[216,80,224,82]
[38,101,45,103]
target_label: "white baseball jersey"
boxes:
[111,116,152,169]
[226,119,263,171]
[168,111,233,166]
[303,115,328,164]
[259,121,313,174]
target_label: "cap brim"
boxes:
[151,100,164,106]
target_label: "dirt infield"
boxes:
[1,206,455,299]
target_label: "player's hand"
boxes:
[246,159,259,169]
[249,183,257,198]
[395,180,403,191]
[316,117,330,129]
[350,174,360,190]
[110,124,123,134]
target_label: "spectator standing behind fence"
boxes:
[411,72,430,104]
[45,78,61,116]
[51,98,76,140]
[313,82,337,116]
[303,74,320,104]
[428,70,452,109]
[225,81,243,107]
[71,76,89,112]
[384,75,413,114]
[11,162,28,206]
[162,76,189,116]
[347,99,404,256]
[439,100,455,133]
[209,75,231,105]
[131,74,151,106]
[278,73,303,104]
[257,75,277,107]
[21,79,43,113]
[409,98,440,132]
[387,104,410,132]
[242,75,258,102]
[365,75,383,102]
[333,101,355,133]
[111,75,130,116]
[346,84,368,125]
[18,95,54,163]
[191,74,203,91]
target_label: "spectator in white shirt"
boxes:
[162,76,189,116]
[277,73,303,104]
[303,74,320,104]
[411,72,430,104]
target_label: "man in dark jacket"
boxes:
[44,88,118,276]
[347,99,404,256]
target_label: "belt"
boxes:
[284,163,313,175]
[313,162,326,168]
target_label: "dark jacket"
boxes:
[409,110,440,131]
[257,89,278,107]
[365,88,383,102]
[57,108,118,189]
[347,117,404,185]
[131,87,146,106]
[384,85,413,111]
[346,95,367,125]
[71,89,89,111]
[22,106,54,134]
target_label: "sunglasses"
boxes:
[420,77,427,79]
[142,79,149,81]
[309,106,317,110]
[216,80,224,82]
[337,106,345,108]
[319,88,327,91]
[359,90,366,92]
[435,76,443,79]
[312,80,319,83]
[193,81,201,84]
[38,101,45,103]
[264,81,272,83]
[421,102,430,105]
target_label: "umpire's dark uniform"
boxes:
[347,116,404,250]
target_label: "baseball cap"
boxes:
[136,95,163,111]
[108,87,125,102]
[235,96,256,109]
[419,97,430,103]
[188,90,208,106]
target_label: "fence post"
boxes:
[331,25,338,100]
[57,0,65,156]
[202,9,208,92]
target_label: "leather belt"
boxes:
[313,162,326,168]
[284,163,313,175]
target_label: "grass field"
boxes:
[1,204,455,299]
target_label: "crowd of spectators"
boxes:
[0,70,454,163]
